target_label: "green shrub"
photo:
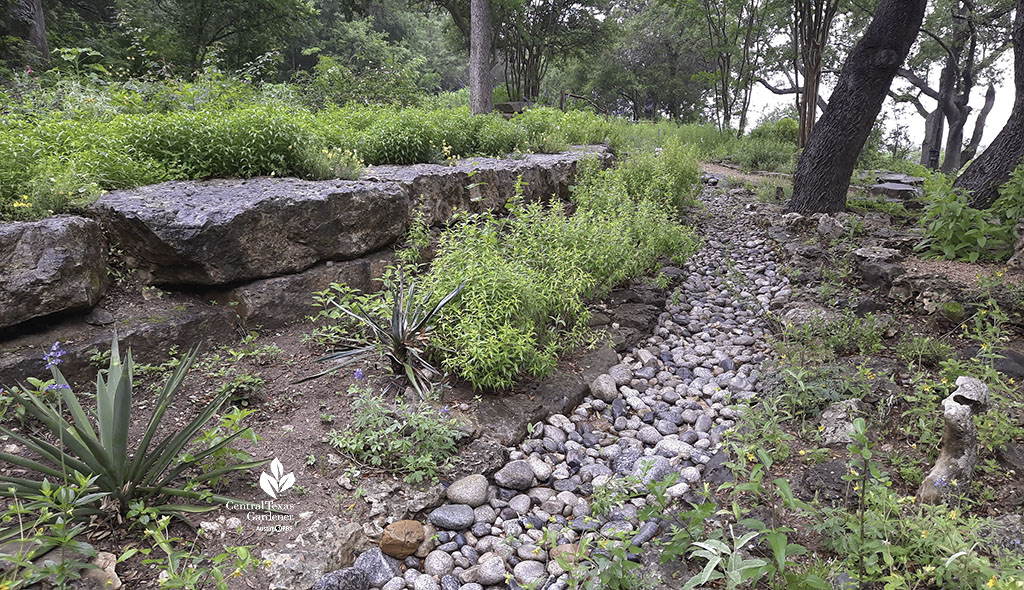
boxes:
[475,115,528,156]
[122,104,316,178]
[732,137,797,172]
[748,117,798,144]
[917,174,1016,262]
[359,108,438,165]
[425,155,699,390]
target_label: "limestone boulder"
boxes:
[363,147,611,227]
[0,216,109,329]
[92,178,408,286]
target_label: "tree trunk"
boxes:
[16,0,49,62]
[941,95,969,173]
[955,1,1024,209]
[961,84,995,162]
[787,0,926,214]
[469,0,493,115]
[920,108,945,169]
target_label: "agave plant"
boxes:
[300,275,465,398]
[0,337,268,521]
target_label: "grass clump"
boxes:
[895,334,953,369]
[774,310,886,366]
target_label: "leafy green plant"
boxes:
[917,174,1016,262]
[681,526,768,590]
[326,386,463,483]
[215,372,265,407]
[0,337,268,519]
[0,473,104,587]
[137,515,263,589]
[179,407,261,489]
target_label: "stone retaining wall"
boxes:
[0,146,610,386]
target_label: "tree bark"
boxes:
[961,84,995,162]
[921,107,945,169]
[955,0,1024,209]
[786,0,926,214]
[470,0,493,115]
[16,0,49,62]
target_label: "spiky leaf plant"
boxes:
[0,337,268,521]
[300,275,465,398]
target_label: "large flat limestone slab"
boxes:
[92,178,409,286]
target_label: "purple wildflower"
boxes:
[44,383,70,393]
[353,369,364,380]
[440,405,451,415]
[43,342,66,370]
[933,477,947,488]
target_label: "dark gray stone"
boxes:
[428,505,476,531]
[93,178,408,285]
[312,567,371,590]
[352,548,400,588]
[0,216,109,329]
[227,257,382,329]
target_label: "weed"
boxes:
[326,385,463,483]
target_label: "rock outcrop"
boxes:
[0,216,109,329]
[92,179,408,286]
[363,147,611,226]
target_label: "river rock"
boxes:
[380,520,425,559]
[446,474,489,507]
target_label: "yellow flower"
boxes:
[941,377,949,384]
[921,530,929,538]
[910,443,917,449]
[949,510,957,519]
[818,425,825,432]
[987,576,997,588]
[746,453,755,462]
[799,449,806,456]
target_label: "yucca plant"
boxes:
[0,337,268,522]
[300,275,465,398]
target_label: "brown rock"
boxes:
[549,543,579,565]
[73,551,122,589]
[415,524,437,558]
[379,520,425,559]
